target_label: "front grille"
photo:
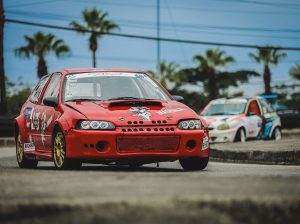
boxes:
[117,136,180,153]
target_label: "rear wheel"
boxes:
[179,157,209,171]
[271,127,282,140]
[53,129,82,170]
[16,133,38,168]
[234,128,246,142]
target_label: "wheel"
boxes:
[234,128,246,142]
[16,133,38,168]
[271,127,282,140]
[179,157,209,171]
[53,129,82,170]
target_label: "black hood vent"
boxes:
[108,100,162,108]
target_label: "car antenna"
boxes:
[156,162,159,168]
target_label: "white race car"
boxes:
[201,97,281,143]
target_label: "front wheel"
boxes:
[179,157,209,171]
[271,127,282,140]
[53,129,82,170]
[16,133,38,169]
[234,128,246,142]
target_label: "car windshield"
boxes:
[202,103,246,116]
[63,72,171,102]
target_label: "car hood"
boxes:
[65,100,197,125]
[202,115,241,127]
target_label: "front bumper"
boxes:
[65,126,209,162]
[209,128,237,143]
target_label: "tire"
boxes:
[179,157,209,171]
[16,132,38,169]
[271,127,282,140]
[52,128,82,170]
[234,128,246,142]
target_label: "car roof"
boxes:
[53,68,145,76]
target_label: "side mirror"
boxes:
[43,97,58,107]
[172,95,184,102]
[247,112,256,116]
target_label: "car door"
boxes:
[39,73,62,151]
[28,75,51,152]
[245,100,263,137]
[258,98,280,138]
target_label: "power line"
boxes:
[6,10,300,35]
[5,49,299,64]
[5,18,300,51]
[7,11,300,41]
[6,0,300,15]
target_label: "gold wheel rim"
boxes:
[53,132,65,167]
[16,134,23,163]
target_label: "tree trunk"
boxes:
[0,0,6,115]
[89,33,97,68]
[37,57,48,78]
[208,69,217,100]
[263,64,272,94]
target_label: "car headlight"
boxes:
[178,119,202,130]
[202,136,209,150]
[77,120,115,130]
[217,123,230,130]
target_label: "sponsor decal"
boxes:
[31,112,40,130]
[129,107,151,121]
[24,142,35,152]
[41,112,53,146]
[156,108,185,115]
[24,107,33,119]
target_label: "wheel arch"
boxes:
[234,126,247,142]
[270,125,281,138]
[14,116,25,140]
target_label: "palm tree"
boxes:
[15,32,70,78]
[70,8,119,68]
[194,49,234,99]
[249,47,287,94]
[182,49,258,100]
[289,63,300,81]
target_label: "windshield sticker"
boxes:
[134,74,145,79]
[24,142,35,152]
[156,108,185,115]
[129,107,151,121]
[67,72,140,80]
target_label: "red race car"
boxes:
[15,68,209,170]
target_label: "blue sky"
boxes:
[3,0,300,96]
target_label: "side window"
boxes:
[41,73,61,105]
[259,99,274,114]
[29,75,50,104]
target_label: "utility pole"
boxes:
[0,0,6,115]
[156,0,160,78]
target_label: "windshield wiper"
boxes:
[65,98,101,102]
[107,97,144,101]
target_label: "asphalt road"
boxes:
[0,146,300,224]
